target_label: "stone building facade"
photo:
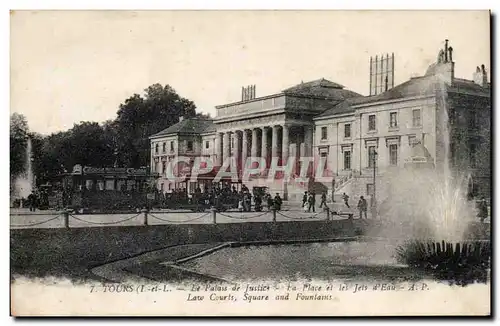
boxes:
[149,40,491,201]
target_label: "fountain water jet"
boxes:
[12,136,34,204]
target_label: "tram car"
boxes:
[46,165,161,213]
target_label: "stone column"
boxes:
[261,127,268,167]
[223,132,230,165]
[233,131,241,171]
[304,125,313,179]
[215,132,223,166]
[271,125,279,160]
[304,125,313,157]
[242,129,249,169]
[251,128,258,157]
[282,124,289,163]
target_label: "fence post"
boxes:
[63,208,70,229]
[325,207,330,221]
[348,213,354,235]
[211,207,217,224]
[272,208,277,222]
[142,208,149,226]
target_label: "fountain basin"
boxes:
[176,239,429,283]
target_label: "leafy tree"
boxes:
[114,84,198,167]
[21,83,204,182]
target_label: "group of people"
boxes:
[341,192,371,219]
[184,183,284,212]
[301,191,328,213]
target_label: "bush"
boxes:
[395,240,490,286]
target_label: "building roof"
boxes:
[149,118,215,138]
[282,78,363,100]
[449,78,491,95]
[315,75,438,118]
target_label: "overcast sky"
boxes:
[11,10,490,135]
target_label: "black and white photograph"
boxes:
[9,10,491,316]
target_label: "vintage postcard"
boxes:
[10,10,491,316]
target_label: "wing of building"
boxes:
[149,40,491,202]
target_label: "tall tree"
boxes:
[114,84,197,167]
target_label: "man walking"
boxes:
[308,191,316,213]
[274,193,282,211]
[342,193,350,208]
[319,192,327,208]
[302,191,308,209]
[357,196,368,219]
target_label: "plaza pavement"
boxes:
[10,201,358,229]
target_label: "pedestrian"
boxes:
[238,198,244,212]
[254,194,262,212]
[267,194,274,211]
[274,193,282,211]
[477,197,488,223]
[357,196,368,219]
[308,192,316,213]
[302,191,308,209]
[27,192,36,212]
[342,193,350,208]
[319,192,327,208]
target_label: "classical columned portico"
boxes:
[216,122,314,176]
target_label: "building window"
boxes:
[389,112,398,128]
[389,144,398,166]
[343,151,351,170]
[368,146,377,168]
[205,141,210,149]
[155,143,159,154]
[321,127,328,140]
[468,113,478,129]
[409,136,418,147]
[170,141,174,152]
[469,143,477,167]
[162,161,166,174]
[368,115,376,131]
[344,124,351,138]
[105,180,115,191]
[412,109,422,127]
[187,141,194,151]
[366,184,374,197]
[162,142,166,153]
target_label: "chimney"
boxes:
[241,85,256,101]
[474,65,488,87]
[444,39,449,62]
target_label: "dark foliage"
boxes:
[11,83,203,184]
[395,239,490,286]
